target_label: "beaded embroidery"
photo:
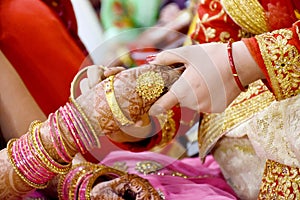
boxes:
[256,28,300,100]
[259,159,300,199]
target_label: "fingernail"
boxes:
[149,105,166,117]
[146,55,157,63]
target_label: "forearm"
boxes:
[0,95,99,198]
[0,117,75,199]
[0,51,46,140]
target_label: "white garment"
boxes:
[71,0,104,62]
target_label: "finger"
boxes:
[87,65,103,88]
[79,78,90,95]
[147,47,186,66]
[149,91,179,116]
[104,66,126,77]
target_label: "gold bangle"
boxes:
[7,139,49,189]
[85,165,125,200]
[68,164,102,200]
[70,67,88,100]
[57,162,111,200]
[70,65,107,99]
[28,122,72,174]
[104,75,134,126]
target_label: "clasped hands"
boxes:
[81,41,263,116]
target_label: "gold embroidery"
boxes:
[136,71,165,102]
[112,161,128,172]
[193,0,234,43]
[259,160,300,199]
[135,161,163,175]
[135,160,189,179]
[153,110,176,150]
[221,0,268,34]
[198,80,275,159]
[256,29,300,100]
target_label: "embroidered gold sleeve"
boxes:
[220,0,268,34]
[255,27,300,100]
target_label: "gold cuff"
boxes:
[104,75,134,126]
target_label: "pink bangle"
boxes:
[8,136,51,188]
[69,98,100,148]
[64,103,90,149]
[50,112,73,162]
[66,103,98,149]
[59,106,87,154]
[227,39,247,92]
[19,135,54,181]
[78,173,94,200]
[13,136,43,183]
[29,121,72,174]
[72,170,94,200]
[58,163,101,200]
[61,165,93,200]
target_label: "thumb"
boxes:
[149,91,179,116]
[147,48,186,66]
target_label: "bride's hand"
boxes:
[80,65,125,95]
[79,65,152,141]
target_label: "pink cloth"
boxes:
[101,151,238,200]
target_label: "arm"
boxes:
[0,51,46,141]
[0,64,181,199]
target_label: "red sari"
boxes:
[0,0,92,115]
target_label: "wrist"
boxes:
[232,41,265,86]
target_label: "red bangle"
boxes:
[227,39,247,92]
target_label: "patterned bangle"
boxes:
[28,121,72,174]
[59,106,87,154]
[58,162,103,200]
[18,135,55,181]
[7,138,49,189]
[49,112,73,163]
[84,166,125,200]
[69,98,100,148]
[154,109,177,149]
[227,39,247,92]
[104,75,134,126]
[78,173,94,200]
[66,102,98,150]
[15,136,51,183]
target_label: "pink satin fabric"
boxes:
[101,151,238,200]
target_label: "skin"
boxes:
[148,41,265,115]
[0,51,46,141]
